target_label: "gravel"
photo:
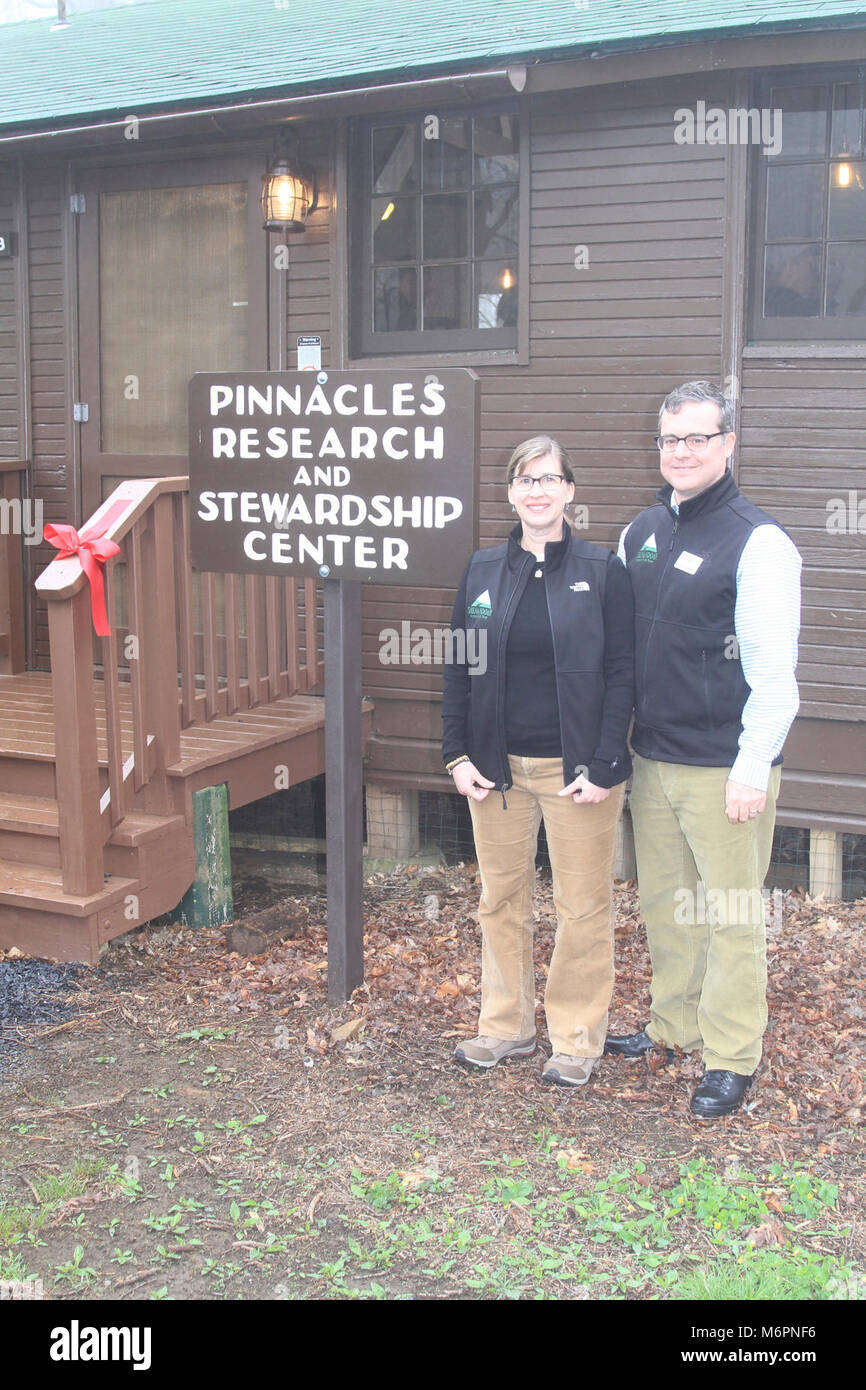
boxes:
[0,959,85,1070]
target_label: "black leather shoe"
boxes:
[603,1028,674,1062]
[690,1069,754,1118]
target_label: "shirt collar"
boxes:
[508,520,570,571]
[655,467,739,521]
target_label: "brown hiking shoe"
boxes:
[453,1034,536,1070]
[542,1054,599,1087]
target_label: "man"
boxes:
[605,381,801,1118]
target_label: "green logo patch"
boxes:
[634,532,658,564]
[467,588,492,619]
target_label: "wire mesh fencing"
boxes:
[228,778,866,902]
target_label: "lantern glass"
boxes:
[262,159,314,231]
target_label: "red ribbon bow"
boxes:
[43,519,122,637]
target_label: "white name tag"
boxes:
[674,550,704,575]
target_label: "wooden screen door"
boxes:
[77,157,269,519]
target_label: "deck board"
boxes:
[0,674,328,775]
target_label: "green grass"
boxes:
[0,1132,859,1301]
[674,1252,855,1300]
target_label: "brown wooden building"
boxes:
[0,0,864,955]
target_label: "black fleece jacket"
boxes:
[441,522,634,791]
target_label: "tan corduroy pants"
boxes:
[629,753,781,1075]
[468,755,624,1057]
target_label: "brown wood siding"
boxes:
[26,167,76,670]
[739,360,866,727]
[283,127,333,371]
[362,75,733,779]
[0,163,23,461]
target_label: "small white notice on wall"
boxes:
[297,335,322,371]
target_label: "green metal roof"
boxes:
[1,0,865,131]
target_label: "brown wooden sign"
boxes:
[189,369,479,583]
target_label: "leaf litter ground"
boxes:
[0,861,863,1301]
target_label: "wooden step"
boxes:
[108,810,186,849]
[104,811,193,885]
[0,853,195,965]
[0,857,137,917]
[0,795,187,863]
[0,791,59,836]
[0,791,62,866]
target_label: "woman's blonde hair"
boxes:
[506,435,575,487]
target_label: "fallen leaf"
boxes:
[746,1218,787,1248]
[398,1167,436,1190]
[560,1149,594,1173]
[330,1018,365,1044]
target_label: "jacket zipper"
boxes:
[496,549,533,804]
[640,515,679,698]
[543,565,570,786]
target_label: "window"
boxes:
[750,68,866,340]
[351,108,522,356]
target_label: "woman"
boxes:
[442,436,634,1087]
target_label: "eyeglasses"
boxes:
[656,432,726,452]
[511,473,567,493]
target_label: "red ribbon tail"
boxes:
[77,549,113,638]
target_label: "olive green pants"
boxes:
[629,754,781,1076]
[468,755,624,1057]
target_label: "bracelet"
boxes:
[445,755,470,775]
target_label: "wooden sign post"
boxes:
[189,369,479,1001]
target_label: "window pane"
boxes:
[474,114,519,183]
[373,125,417,194]
[826,243,866,315]
[372,196,416,262]
[766,163,825,240]
[423,192,468,259]
[475,260,517,328]
[831,83,862,156]
[828,161,866,237]
[764,243,822,317]
[474,185,519,259]
[770,85,828,156]
[423,117,470,190]
[423,263,469,330]
[374,267,418,331]
[100,183,247,455]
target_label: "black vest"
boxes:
[460,527,631,790]
[624,469,784,766]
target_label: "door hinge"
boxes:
[73,402,89,422]
[69,193,86,214]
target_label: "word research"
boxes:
[207,378,447,461]
[50,1321,151,1371]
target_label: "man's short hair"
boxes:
[659,381,734,435]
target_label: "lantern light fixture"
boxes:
[262,133,318,232]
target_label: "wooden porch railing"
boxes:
[0,460,28,676]
[35,476,323,896]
